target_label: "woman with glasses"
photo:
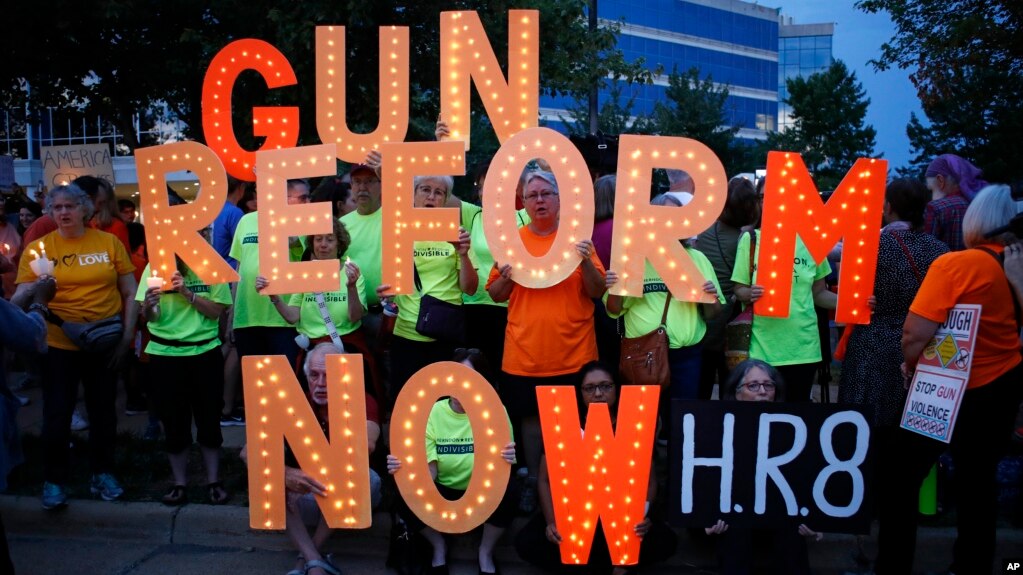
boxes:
[704,359,821,574]
[376,174,477,402]
[514,361,677,574]
[137,227,233,506]
[12,183,138,510]
[386,348,516,575]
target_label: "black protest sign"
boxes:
[668,400,873,533]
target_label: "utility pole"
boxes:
[588,0,598,135]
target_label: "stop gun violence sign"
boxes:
[900,304,981,443]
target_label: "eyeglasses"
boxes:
[50,202,81,212]
[523,190,558,203]
[288,193,311,203]
[415,185,448,199]
[738,381,776,393]
[581,383,614,395]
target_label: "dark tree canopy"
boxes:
[767,60,877,191]
[857,0,1023,181]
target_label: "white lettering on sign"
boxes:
[812,411,868,517]
[78,252,111,266]
[754,414,807,516]
[681,413,734,514]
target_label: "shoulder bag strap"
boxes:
[891,230,923,285]
[748,230,757,315]
[658,289,672,329]
[713,222,735,274]
[314,292,346,352]
[975,246,1023,330]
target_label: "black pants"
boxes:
[400,479,518,532]
[875,362,1023,575]
[464,304,509,374]
[150,349,225,453]
[698,348,728,400]
[233,326,299,366]
[775,362,817,402]
[389,335,455,404]
[42,347,117,483]
[514,514,677,574]
[714,525,810,575]
[499,372,576,469]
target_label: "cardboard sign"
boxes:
[41,144,115,187]
[900,303,980,443]
[668,400,873,534]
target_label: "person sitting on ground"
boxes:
[704,358,822,575]
[241,342,383,575]
[386,348,516,575]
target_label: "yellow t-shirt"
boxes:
[16,228,135,350]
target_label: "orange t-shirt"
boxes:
[487,227,606,377]
[909,244,1022,389]
[16,228,135,350]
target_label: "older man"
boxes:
[242,341,382,575]
[340,162,384,334]
[486,170,606,494]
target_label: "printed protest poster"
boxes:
[41,144,115,187]
[900,303,981,443]
[669,400,873,534]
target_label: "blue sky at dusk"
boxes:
[772,1,924,171]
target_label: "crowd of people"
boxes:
[2,143,1023,575]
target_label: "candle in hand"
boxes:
[38,241,47,261]
[146,269,164,291]
[28,248,54,276]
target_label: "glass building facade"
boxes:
[778,22,835,131]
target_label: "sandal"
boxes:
[207,481,230,505]
[285,554,304,575]
[161,485,187,506]
[304,557,341,575]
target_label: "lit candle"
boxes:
[1,243,9,256]
[147,269,164,291]
[28,248,54,277]
[38,241,47,262]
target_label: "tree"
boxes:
[638,67,743,173]
[856,0,1023,181]
[767,60,876,191]
[559,81,647,137]
[1,0,651,161]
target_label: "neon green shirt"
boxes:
[461,202,530,307]
[135,265,233,357]
[425,399,513,491]
[730,230,831,365]
[229,213,292,329]
[340,209,382,307]
[287,274,367,338]
[605,250,724,348]
[393,241,475,342]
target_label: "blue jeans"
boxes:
[659,344,702,438]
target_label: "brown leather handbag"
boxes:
[618,295,672,387]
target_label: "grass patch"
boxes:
[6,431,249,505]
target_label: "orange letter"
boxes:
[608,135,726,302]
[379,141,465,295]
[255,144,340,296]
[537,385,659,566]
[757,152,886,323]
[440,10,539,149]
[316,26,410,163]
[242,354,371,530]
[481,127,594,288]
[134,142,239,287]
[390,362,512,533]
[202,39,300,181]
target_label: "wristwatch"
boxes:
[28,303,49,317]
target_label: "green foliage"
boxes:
[559,81,647,137]
[1,0,650,161]
[767,61,876,191]
[856,0,1023,181]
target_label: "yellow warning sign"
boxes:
[935,334,958,368]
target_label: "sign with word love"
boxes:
[900,304,980,443]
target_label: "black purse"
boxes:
[46,311,123,353]
[413,264,465,343]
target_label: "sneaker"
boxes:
[90,473,125,501]
[70,410,89,432]
[220,410,245,427]
[124,401,148,416]
[41,482,68,510]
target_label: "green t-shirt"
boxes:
[229,212,293,329]
[425,399,513,491]
[393,240,475,342]
[135,265,233,357]
[287,274,367,338]
[605,250,725,348]
[340,209,383,307]
[461,202,530,307]
[730,230,831,365]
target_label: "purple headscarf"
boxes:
[925,154,987,201]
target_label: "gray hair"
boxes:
[594,175,616,221]
[665,169,694,192]
[524,170,559,196]
[304,341,344,376]
[651,193,683,207]
[962,184,1023,248]
[722,359,786,402]
[45,184,95,222]
[413,175,454,199]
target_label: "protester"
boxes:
[117,199,136,223]
[705,358,821,574]
[0,199,22,299]
[731,202,837,401]
[664,169,695,206]
[875,184,1023,575]
[18,201,42,236]
[605,193,724,443]
[514,361,678,575]
[377,174,477,401]
[312,176,355,219]
[227,179,309,424]
[12,183,137,509]
[694,176,760,399]
[22,176,130,252]
[212,175,248,268]
[923,153,987,252]
[487,170,606,487]
[386,348,516,575]
[137,228,233,506]
[339,161,386,349]
[590,175,622,370]
[240,185,258,214]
